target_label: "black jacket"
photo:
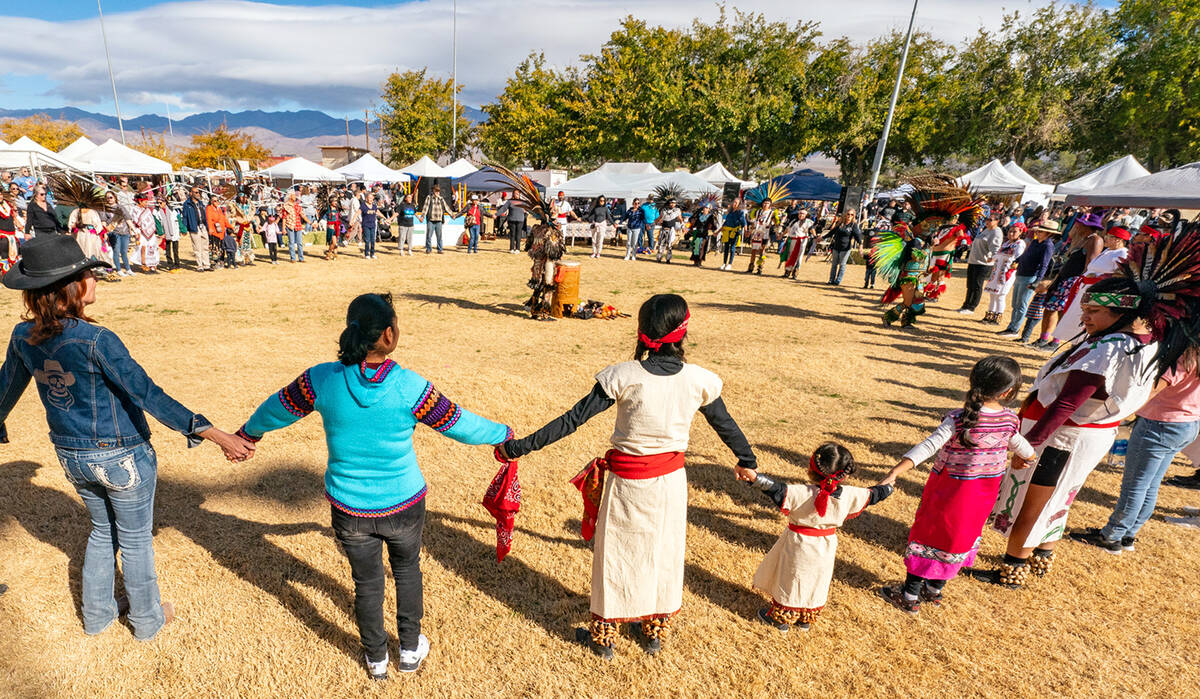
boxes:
[25,201,65,235]
[826,223,863,252]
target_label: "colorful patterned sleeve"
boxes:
[411,381,512,446]
[239,369,318,442]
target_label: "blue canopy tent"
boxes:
[752,168,842,202]
[451,165,546,193]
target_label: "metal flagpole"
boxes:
[96,0,126,145]
[866,0,919,200]
[451,0,457,157]
[165,101,174,137]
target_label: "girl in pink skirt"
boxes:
[877,356,1034,614]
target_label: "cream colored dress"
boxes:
[753,484,871,610]
[589,360,722,621]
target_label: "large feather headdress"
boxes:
[488,164,552,225]
[905,174,984,235]
[49,173,109,212]
[745,180,794,205]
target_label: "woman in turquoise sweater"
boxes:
[237,293,511,680]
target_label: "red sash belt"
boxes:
[1021,399,1121,430]
[789,524,835,536]
[569,450,686,542]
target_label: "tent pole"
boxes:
[867,0,918,201]
[451,0,457,158]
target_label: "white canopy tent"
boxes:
[958,159,1029,196]
[558,170,626,198]
[693,162,755,188]
[559,169,719,200]
[72,139,172,175]
[261,156,345,182]
[1002,161,1055,204]
[399,155,449,178]
[1054,155,1152,197]
[441,158,478,178]
[597,162,661,176]
[1062,162,1200,208]
[58,136,98,161]
[11,136,57,158]
[334,153,407,182]
[0,147,86,171]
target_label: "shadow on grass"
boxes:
[400,292,527,318]
[696,301,871,325]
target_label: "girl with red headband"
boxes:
[498,294,758,659]
[750,442,893,632]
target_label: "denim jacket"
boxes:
[0,319,211,450]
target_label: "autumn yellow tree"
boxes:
[180,124,271,169]
[0,114,85,151]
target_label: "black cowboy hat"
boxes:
[3,235,108,290]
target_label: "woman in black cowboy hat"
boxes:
[0,235,252,641]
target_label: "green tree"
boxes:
[378,69,474,166]
[947,3,1112,165]
[180,124,270,169]
[478,53,582,169]
[803,32,957,185]
[1089,0,1200,169]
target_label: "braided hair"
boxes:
[337,292,397,365]
[956,356,1023,447]
[810,442,856,481]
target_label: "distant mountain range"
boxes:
[0,105,489,163]
[0,105,488,139]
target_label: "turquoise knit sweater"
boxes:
[239,359,510,516]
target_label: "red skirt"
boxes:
[905,469,1003,579]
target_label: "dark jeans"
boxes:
[331,500,425,661]
[864,260,877,287]
[363,223,377,256]
[961,263,992,310]
[267,242,278,262]
[164,240,180,269]
[508,220,524,251]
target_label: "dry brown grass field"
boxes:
[1,237,1197,698]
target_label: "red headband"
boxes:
[638,311,690,350]
[809,454,845,517]
[1107,226,1131,241]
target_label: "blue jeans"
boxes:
[56,442,165,640]
[1004,275,1036,332]
[425,222,443,253]
[467,224,479,253]
[1102,417,1200,540]
[363,223,377,257]
[287,229,305,261]
[829,249,852,284]
[640,223,655,249]
[114,233,131,272]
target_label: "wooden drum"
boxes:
[551,261,582,318]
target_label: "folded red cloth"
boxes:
[483,448,521,561]
[569,450,685,541]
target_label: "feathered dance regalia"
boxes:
[49,174,109,214]
[1083,225,1200,379]
[870,175,983,327]
[491,164,565,320]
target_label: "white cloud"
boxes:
[0,0,1060,113]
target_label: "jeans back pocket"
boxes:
[89,452,140,491]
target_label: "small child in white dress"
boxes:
[751,442,893,632]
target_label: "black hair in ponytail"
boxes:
[957,356,1023,447]
[337,292,397,365]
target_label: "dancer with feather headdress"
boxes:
[972,225,1200,589]
[744,182,792,275]
[491,165,564,320]
[50,174,116,274]
[870,175,983,327]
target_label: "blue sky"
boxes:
[2,1,1102,119]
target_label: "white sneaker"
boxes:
[364,652,388,681]
[396,634,429,673]
[997,331,1020,338]
[957,309,973,315]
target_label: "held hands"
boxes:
[734,465,758,482]
[878,458,914,487]
[200,428,256,463]
[1011,454,1032,470]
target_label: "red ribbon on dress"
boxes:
[809,454,845,517]
[483,448,522,561]
[788,524,836,536]
[637,312,690,350]
[569,450,686,541]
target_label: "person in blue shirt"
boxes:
[639,198,659,253]
[236,292,512,680]
[0,235,250,642]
